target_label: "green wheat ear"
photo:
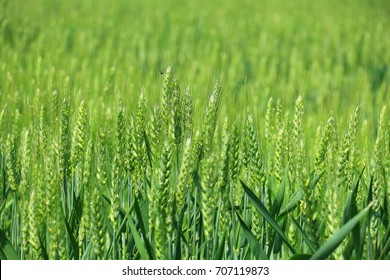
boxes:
[201,155,217,251]
[293,95,305,187]
[176,137,193,218]
[134,90,148,181]
[244,112,265,240]
[201,81,222,158]
[28,190,42,259]
[302,116,335,248]
[109,155,120,229]
[149,105,162,165]
[90,131,107,259]
[47,139,66,259]
[217,119,231,236]
[348,104,361,174]
[274,127,285,184]
[265,96,274,150]
[79,139,93,257]
[172,76,183,148]
[154,140,173,259]
[116,103,127,175]
[71,101,88,179]
[5,133,17,192]
[182,86,194,138]
[28,166,47,260]
[60,96,71,184]
[229,123,241,201]
[38,106,48,155]
[315,117,335,177]
[161,66,174,131]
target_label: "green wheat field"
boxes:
[0,0,389,260]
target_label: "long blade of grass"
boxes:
[214,232,226,260]
[344,167,365,259]
[0,228,19,260]
[379,224,390,259]
[128,214,150,260]
[240,179,296,254]
[64,217,79,260]
[235,212,268,260]
[289,254,312,260]
[271,163,289,216]
[133,197,155,259]
[82,241,93,260]
[272,217,287,255]
[311,202,374,260]
[291,217,316,253]
[277,191,303,219]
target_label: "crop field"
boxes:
[0,0,389,260]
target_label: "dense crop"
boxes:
[0,0,389,260]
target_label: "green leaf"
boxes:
[277,191,303,219]
[379,224,390,259]
[309,170,326,189]
[175,205,187,260]
[128,214,149,260]
[240,180,296,254]
[289,254,312,260]
[105,205,130,259]
[0,228,19,260]
[291,217,316,253]
[143,130,154,168]
[69,192,83,234]
[366,176,374,259]
[345,167,365,259]
[64,217,79,260]
[271,163,289,216]
[311,202,373,260]
[214,232,226,260]
[133,198,155,259]
[39,235,49,260]
[272,218,287,254]
[82,241,93,260]
[366,176,374,207]
[383,182,388,228]
[235,212,268,260]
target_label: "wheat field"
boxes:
[0,0,389,260]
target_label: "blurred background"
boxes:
[0,0,389,141]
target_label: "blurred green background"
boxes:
[1,0,389,135]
